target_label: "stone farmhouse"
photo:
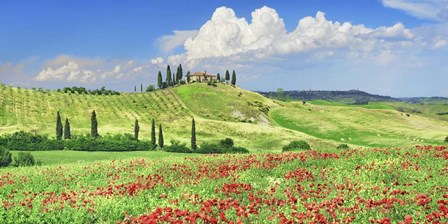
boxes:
[188,72,217,83]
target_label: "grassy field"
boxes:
[1,146,447,223]
[1,83,448,149]
[271,102,448,147]
[10,150,197,165]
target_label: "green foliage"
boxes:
[13,152,35,167]
[225,70,230,82]
[219,138,234,148]
[282,140,311,152]
[163,140,191,153]
[64,118,71,139]
[166,65,171,87]
[64,134,151,151]
[56,111,63,140]
[176,64,183,83]
[445,136,448,143]
[0,131,64,151]
[186,71,191,83]
[197,138,248,154]
[151,118,156,146]
[91,110,99,138]
[337,144,350,149]
[157,71,163,89]
[63,86,119,95]
[158,123,164,148]
[0,146,12,167]
[231,70,236,86]
[134,119,140,140]
[191,119,196,150]
[216,73,221,82]
[146,84,155,92]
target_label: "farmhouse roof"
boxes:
[190,72,216,77]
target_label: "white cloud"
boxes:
[151,57,164,65]
[35,61,96,83]
[158,30,198,53]
[168,6,416,69]
[34,56,150,83]
[382,0,448,21]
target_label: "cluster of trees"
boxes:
[157,64,187,90]
[57,86,120,95]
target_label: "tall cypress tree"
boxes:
[134,85,137,92]
[151,118,156,146]
[157,71,163,89]
[217,73,221,82]
[140,84,143,92]
[172,72,175,86]
[134,119,140,140]
[158,123,164,148]
[64,118,71,139]
[191,118,197,150]
[186,71,191,83]
[225,70,230,83]
[91,110,99,138]
[166,65,171,87]
[56,111,63,140]
[231,70,236,86]
[179,64,183,81]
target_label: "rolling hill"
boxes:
[1,83,447,150]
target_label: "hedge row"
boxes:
[0,131,154,151]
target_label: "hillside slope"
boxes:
[1,83,447,149]
[0,84,334,150]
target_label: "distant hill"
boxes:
[257,89,398,103]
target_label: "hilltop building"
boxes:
[188,72,217,83]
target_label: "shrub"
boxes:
[337,144,350,149]
[163,140,191,153]
[0,146,12,167]
[13,152,35,167]
[282,140,311,152]
[228,146,249,154]
[445,136,448,143]
[219,138,234,148]
[197,142,223,154]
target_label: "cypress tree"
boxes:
[217,73,221,82]
[91,110,99,138]
[191,118,196,150]
[166,65,171,87]
[179,64,183,81]
[157,71,163,89]
[186,71,191,83]
[151,118,156,146]
[225,70,230,83]
[64,118,71,139]
[140,84,143,92]
[172,72,175,86]
[134,85,137,92]
[158,123,164,148]
[56,111,63,140]
[134,119,140,140]
[231,70,236,86]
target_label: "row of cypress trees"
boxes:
[57,110,198,150]
[56,111,71,140]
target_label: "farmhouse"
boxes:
[188,72,217,83]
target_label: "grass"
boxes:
[1,83,447,149]
[1,146,446,223]
[271,103,448,147]
[10,150,198,165]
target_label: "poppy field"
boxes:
[1,146,447,223]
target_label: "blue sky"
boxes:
[1,0,447,97]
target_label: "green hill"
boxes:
[1,83,447,150]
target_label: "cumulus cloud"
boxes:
[382,0,448,21]
[35,61,96,83]
[158,30,198,53]
[34,56,151,83]
[168,6,415,69]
